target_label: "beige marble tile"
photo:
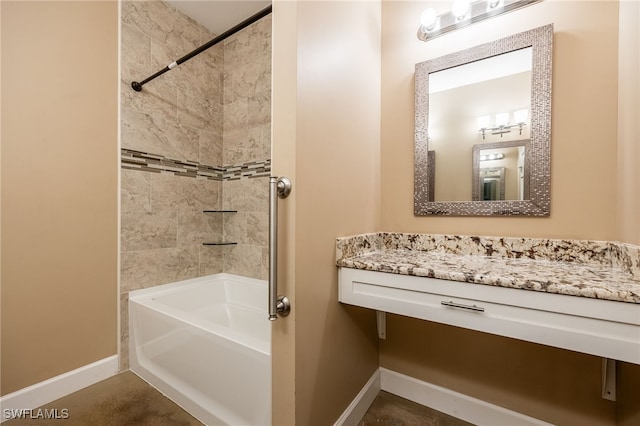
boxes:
[199,245,224,276]
[255,57,272,98]
[246,211,268,247]
[223,18,270,72]
[256,123,272,160]
[121,23,151,74]
[177,211,222,246]
[120,333,129,372]
[199,130,223,166]
[164,11,202,54]
[248,91,271,126]
[251,15,272,50]
[222,211,246,245]
[177,87,221,133]
[224,60,262,105]
[120,293,129,341]
[121,169,151,212]
[222,177,268,212]
[151,173,221,212]
[223,243,264,280]
[223,98,248,134]
[178,51,223,100]
[223,29,251,70]
[121,210,177,252]
[224,125,270,164]
[121,109,200,161]
[122,1,174,44]
[121,246,200,293]
[149,37,179,75]
[120,72,177,125]
[222,128,249,165]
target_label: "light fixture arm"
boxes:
[479,122,527,139]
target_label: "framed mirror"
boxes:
[414,24,552,216]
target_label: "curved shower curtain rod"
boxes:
[131,4,272,92]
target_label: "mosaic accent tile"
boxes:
[336,233,640,304]
[121,148,270,181]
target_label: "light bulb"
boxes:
[420,8,438,31]
[452,0,471,20]
[477,115,491,130]
[495,112,509,127]
[514,109,529,124]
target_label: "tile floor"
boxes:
[4,372,471,426]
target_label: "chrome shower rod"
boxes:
[131,4,272,92]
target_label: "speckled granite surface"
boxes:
[336,233,640,304]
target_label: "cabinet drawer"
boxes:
[339,268,640,364]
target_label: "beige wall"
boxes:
[1,1,118,395]
[617,0,640,245]
[380,1,639,424]
[616,3,640,423]
[272,0,381,424]
[382,0,619,240]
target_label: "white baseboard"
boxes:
[0,355,119,423]
[334,369,381,426]
[380,368,553,426]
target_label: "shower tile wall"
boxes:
[222,14,272,280]
[119,0,271,370]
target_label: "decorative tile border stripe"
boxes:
[121,149,270,181]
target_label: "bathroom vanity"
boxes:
[337,233,640,365]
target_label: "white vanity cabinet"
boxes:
[338,267,640,365]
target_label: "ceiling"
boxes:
[166,0,271,35]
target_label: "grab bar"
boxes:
[269,176,292,321]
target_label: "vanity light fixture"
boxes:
[420,8,439,32]
[417,0,542,41]
[477,109,529,139]
[480,153,505,161]
[452,0,471,20]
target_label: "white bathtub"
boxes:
[129,273,271,425]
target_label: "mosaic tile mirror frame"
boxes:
[414,24,553,216]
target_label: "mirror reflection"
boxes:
[472,141,530,201]
[428,48,532,202]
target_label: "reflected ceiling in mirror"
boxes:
[414,24,553,216]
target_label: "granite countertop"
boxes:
[336,233,640,304]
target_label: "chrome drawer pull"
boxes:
[441,300,485,312]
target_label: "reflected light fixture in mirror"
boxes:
[478,109,529,139]
[417,0,542,41]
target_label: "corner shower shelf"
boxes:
[202,210,238,245]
